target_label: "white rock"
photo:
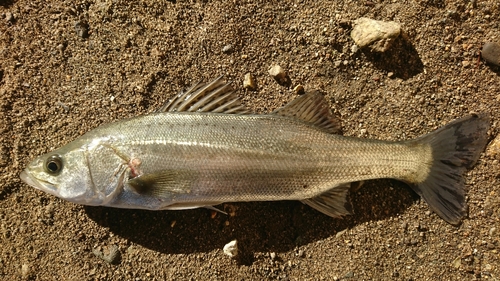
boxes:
[270,252,276,260]
[351,17,401,52]
[223,240,238,258]
[243,73,256,90]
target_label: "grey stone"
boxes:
[222,44,233,53]
[74,21,89,38]
[482,42,500,66]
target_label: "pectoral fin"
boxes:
[127,170,193,198]
[205,205,228,215]
[162,202,226,214]
[301,183,352,218]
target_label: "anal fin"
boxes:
[301,183,352,218]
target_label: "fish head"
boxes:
[20,138,110,205]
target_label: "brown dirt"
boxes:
[1,0,499,280]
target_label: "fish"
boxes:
[20,76,490,225]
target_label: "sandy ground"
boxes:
[1,0,499,280]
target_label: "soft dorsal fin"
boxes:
[157,76,249,114]
[273,91,342,134]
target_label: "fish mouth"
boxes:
[20,171,58,196]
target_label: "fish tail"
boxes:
[408,114,489,225]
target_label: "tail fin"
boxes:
[408,114,490,225]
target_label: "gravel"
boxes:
[1,0,499,280]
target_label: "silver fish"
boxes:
[20,76,490,225]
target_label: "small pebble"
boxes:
[344,271,354,278]
[297,249,305,257]
[57,101,70,112]
[268,65,290,86]
[127,246,136,254]
[486,134,500,157]
[150,47,163,59]
[270,252,276,260]
[222,44,233,53]
[5,12,14,23]
[451,256,461,268]
[293,84,305,95]
[21,263,30,278]
[92,245,120,264]
[74,21,89,38]
[223,240,238,258]
[489,227,497,236]
[56,43,65,52]
[44,202,55,218]
[210,210,218,219]
[243,73,256,90]
[335,229,347,238]
[481,42,500,66]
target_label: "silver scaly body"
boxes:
[77,112,429,208]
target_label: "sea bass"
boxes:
[20,76,490,225]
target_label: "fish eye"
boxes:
[45,155,63,175]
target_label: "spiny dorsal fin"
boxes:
[157,76,249,114]
[301,183,352,218]
[127,170,192,198]
[274,91,342,134]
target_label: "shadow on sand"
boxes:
[85,179,419,264]
[361,34,424,80]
